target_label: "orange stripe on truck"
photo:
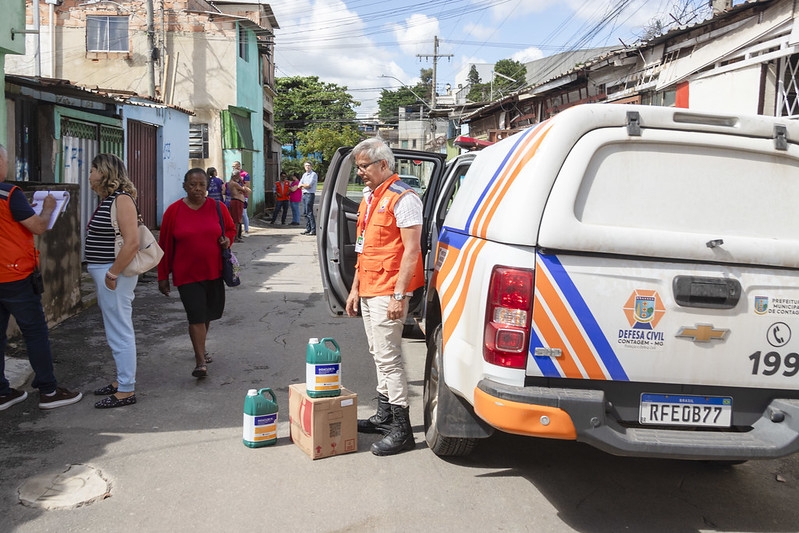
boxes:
[473,123,553,239]
[535,262,607,380]
[474,387,577,440]
[440,238,486,348]
[532,294,582,378]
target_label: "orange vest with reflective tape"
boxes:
[0,184,38,283]
[275,180,290,201]
[355,174,424,297]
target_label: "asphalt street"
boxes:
[2,216,799,533]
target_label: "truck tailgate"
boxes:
[529,252,799,392]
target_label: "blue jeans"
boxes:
[242,206,250,233]
[302,193,316,233]
[290,201,301,224]
[88,264,138,393]
[271,200,289,223]
[0,276,58,395]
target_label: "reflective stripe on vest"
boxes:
[355,175,424,297]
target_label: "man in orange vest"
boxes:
[270,171,291,225]
[0,144,83,411]
[345,138,424,456]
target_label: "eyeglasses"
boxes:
[356,160,380,172]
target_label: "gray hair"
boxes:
[352,138,395,172]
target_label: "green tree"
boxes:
[420,67,433,101]
[378,69,432,124]
[274,76,360,159]
[378,86,424,124]
[493,58,527,94]
[297,126,363,178]
[467,64,481,85]
[466,64,489,103]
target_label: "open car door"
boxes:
[421,152,476,334]
[317,147,447,320]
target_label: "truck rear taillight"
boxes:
[484,266,534,369]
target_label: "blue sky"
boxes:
[269,0,721,117]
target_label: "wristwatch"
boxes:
[393,293,406,301]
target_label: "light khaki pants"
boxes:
[361,295,409,408]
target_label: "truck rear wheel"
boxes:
[424,324,478,457]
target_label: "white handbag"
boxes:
[110,195,164,276]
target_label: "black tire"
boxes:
[423,324,478,457]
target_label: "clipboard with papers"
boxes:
[31,190,70,230]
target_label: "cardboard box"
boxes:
[289,384,358,460]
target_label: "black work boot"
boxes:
[358,393,392,434]
[370,404,415,456]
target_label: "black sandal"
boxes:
[95,394,136,409]
[192,365,207,378]
[204,352,213,364]
[93,383,118,396]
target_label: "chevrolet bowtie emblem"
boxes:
[675,324,729,343]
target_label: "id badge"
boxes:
[354,235,364,253]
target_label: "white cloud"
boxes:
[512,47,545,64]
[390,13,441,57]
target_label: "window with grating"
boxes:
[778,54,799,118]
[189,123,209,159]
[62,118,98,139]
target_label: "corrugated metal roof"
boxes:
[5,75,194,115]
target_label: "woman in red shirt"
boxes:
[158,168,237,378]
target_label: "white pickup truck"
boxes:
[319,104,799,461]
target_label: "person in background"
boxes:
[85,153,142,408]
[206,167,224,202]
[345,138,424,456]
[270,171,291,225]
[232,161,250,237]
[223,173,232,209]
[227,170,250,243]
[299,161,318,236]
[158,168,236,378]
[0,144,83,411]
[288,172,302,226]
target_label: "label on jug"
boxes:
[243,412,278,443]
[306,362,341,392]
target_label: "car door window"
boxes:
[437,160,472,226]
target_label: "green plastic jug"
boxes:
[242,388,278,448]
[306,337,341,398]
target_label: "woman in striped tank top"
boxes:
[85,153,140,409]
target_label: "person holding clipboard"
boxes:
[0,144,83,411]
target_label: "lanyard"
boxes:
[360,186,386,237]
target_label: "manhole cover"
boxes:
[18,464,111,510]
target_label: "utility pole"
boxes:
[145,0,156,98]
[416,36,452,109]
[33,0,41,77]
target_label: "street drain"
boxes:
[18,464,111,510]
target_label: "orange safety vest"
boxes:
[0,184,38,283]
[275,180,290,202]
[355,174,424,297]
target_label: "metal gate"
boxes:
[127,121,158,227]
[62,120,99,259]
